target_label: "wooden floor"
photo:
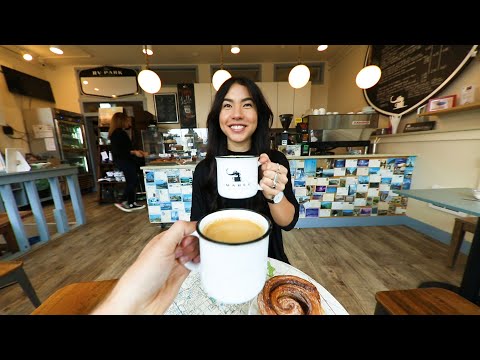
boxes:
[0,192,467,315]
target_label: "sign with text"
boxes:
[177,83,197,128]
[364,45,478,116]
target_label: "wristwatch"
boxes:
[266,191,284,204]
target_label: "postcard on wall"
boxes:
[356,167,369,176]
[319,209,331,217]
[345,159,358,167]
[323,193,335,202]
[316,178,328,185]
[306,177,316,185]
[333,167,346,177]
[367,188,379,197]
[336,187,348,196]
[369,174,381,183]
[369,159,381,167]
[332,202,343,210]
[295,187,307,197]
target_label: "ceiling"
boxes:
[3,45,351,68]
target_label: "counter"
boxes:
[141,154,417,227]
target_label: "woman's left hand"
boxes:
[258,153,288,200]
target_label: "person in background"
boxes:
[91,221,200,314]
[108,112,147,212]
[190,77,299,264]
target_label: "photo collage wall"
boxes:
[290,156,416,218]
[144,167,194,223]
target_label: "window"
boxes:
[274,63,325,84]
[151,67,198,86]
[210,64,261,82]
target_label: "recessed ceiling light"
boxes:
[49,46,63,55]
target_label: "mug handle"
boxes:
[257,160,263,191]
[183,230,200,271]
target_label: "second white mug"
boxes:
[215,155,262,199]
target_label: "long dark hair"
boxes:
[201,77,274,212]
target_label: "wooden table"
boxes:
[0,165,86,252]
[31,279,118,315]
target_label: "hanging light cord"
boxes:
[297,45,302,64]
[220,45,225,70]
[144,45,150,70]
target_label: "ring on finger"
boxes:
[272,172,278,188]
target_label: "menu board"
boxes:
[177,83,197,128]
[364,45,477,116]
[154,93,179,124]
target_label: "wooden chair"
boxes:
[374,287,480,315]
[447,217,477,268]
[31,279,118,315]
[0,260,41,308]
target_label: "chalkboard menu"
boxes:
[364,45,477,116]
[177,83,197,128]
[154,93,179,124]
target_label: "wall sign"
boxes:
[154,93,179,124]
[177,83,197,128]
[79,66,138,98]
[363,45,478,116]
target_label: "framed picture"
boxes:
[154,93,179,124]
[427,95,456,112]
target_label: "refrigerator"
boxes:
[23,108,94,191]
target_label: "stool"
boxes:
[31,279,118,315]
[447,217,477,268]
[0,260,41,308]
[374,287,480,315]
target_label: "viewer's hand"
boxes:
[91,221,199,315]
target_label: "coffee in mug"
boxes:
[203,218,264,244]
[215,155,262,199]
[184,208,272,304]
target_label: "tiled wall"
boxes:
[290,156,416,217]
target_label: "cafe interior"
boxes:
[0,44,479,315]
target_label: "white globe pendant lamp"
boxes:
[356,65,381,89]
[138,69,161,94]
[288,46,310,89]
[212,69,232,91]
[212,45,232,91]
[288,64,311,89]
[138,45,161,94]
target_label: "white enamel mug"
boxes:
[215,155,262,199]
[184,209,272,304]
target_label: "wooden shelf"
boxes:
[418,101,480,117]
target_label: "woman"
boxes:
[191,77,299,263]
[108,112,146,212]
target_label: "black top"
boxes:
[109,128,134,162]
[191,149,299,263]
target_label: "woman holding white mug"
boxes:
[191,77,299,263]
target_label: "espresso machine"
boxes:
[279,114,293,145]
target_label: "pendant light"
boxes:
[317,45,328,51]
[212,45,232,91]
[288,46,310,89]
[356,65,381,89]
[138,45,161,94]
[231,45,240,54]
[142,45,153,56]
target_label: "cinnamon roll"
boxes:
[257,275,324,315]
